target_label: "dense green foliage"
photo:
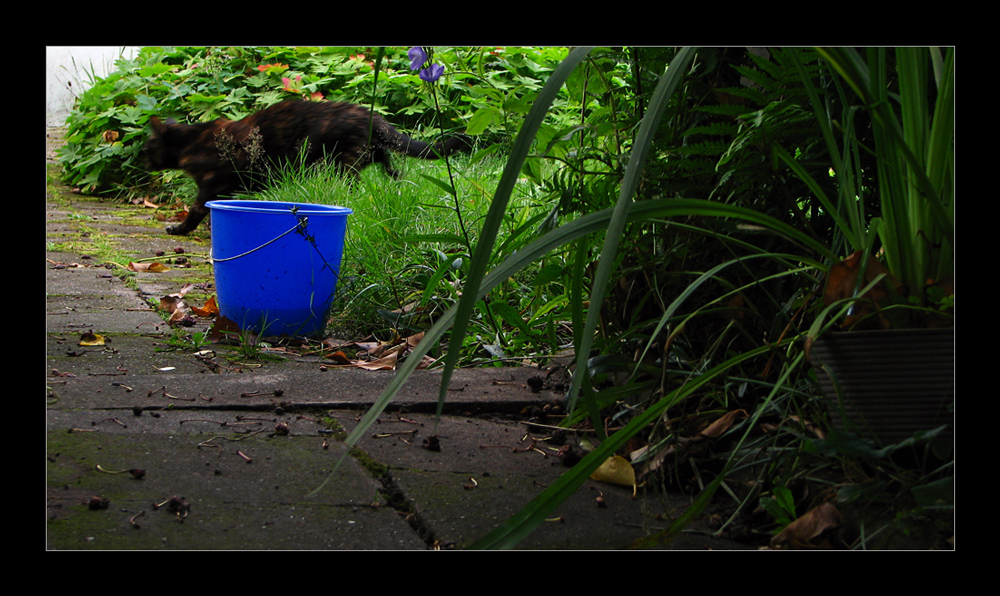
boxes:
[56,46,575,196]
[56,46,954,549]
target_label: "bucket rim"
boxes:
[206,200,352,216]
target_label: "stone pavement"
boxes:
[45,128,756,550]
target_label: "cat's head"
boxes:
[142,117,184,171]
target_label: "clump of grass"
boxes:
[247,151,539,347]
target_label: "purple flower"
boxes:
[409,47,443,83]
[420,63,444,83]
[408,47,427,71]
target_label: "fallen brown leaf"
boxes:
[700,409,748,439]
[207,316,243,343]
[129,261,170,273]
[771,501,842,549]
[823,250,902,329]
[190,296,219,317]
[159,295,186,314]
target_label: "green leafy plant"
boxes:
[760,485,797,530]
[159,329,210,352]
[56,47,573,204]
[309,46,840,548]
[781,47,955,334]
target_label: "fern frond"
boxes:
[711,84,770,108]
[693,104,750,119]
[674,140,731,157]
[681,122,740,138]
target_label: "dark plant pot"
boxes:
[808,328,954,445]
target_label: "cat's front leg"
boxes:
[166,202,210,235]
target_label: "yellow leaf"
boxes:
[78,331,105,346]
[590,455,637,495]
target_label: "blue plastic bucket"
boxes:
[207,200,352,337]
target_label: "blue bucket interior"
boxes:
[207,200,352,337]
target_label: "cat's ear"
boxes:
[149,116,178,131]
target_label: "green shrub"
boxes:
[55,46,578,199]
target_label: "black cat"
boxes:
[143,100,470,235]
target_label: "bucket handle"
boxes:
[211,216,308,263]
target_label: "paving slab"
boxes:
[45,127,758,550]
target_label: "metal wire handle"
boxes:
[210,216,308,263]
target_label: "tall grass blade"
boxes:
[470,340,799,549]
[565,47,696,432]
[435,47,594,414]
[309,196,825,497]
[817,46,954,302]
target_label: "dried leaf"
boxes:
[207,316,243,343]
[700,409,747,439]
[354,350,399,370]
[822,251,901,328]
[770,502,842,549]
[590,455,637,495]
[328,350,353,365]
[167,308,192,326]
[190,296,219,317]
[129,261,170,273]
[159,295,186,313]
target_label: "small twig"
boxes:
[491,379,525,387]
[96,464,146,478]
[196,427,266,451]
[147,386,195,401]
[235,415,275,423]
[180,418,261,427]
[519,420,598,433]
[196,439,222,453]
[129,510,145,528]
[372,429,419,439]
[513,439,548,458]
[237,450,253,463]
[240,389,284,397]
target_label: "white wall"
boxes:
[46,46,140,127]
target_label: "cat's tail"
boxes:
[400,134,472,160]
